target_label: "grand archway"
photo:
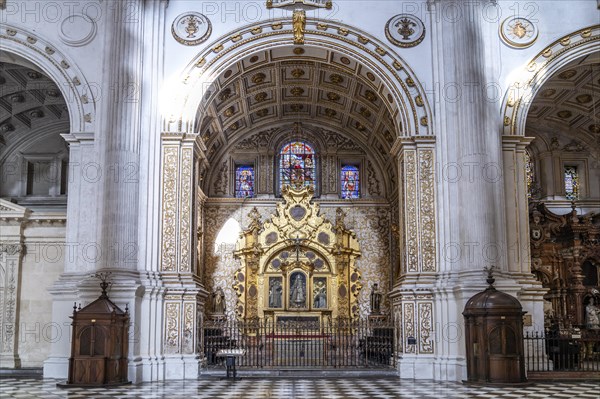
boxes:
[157,16,438,376]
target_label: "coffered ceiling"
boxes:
[0,54,69,158]
[526,53,600,157]
[196,47,400,173]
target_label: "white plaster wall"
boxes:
[17,216,66,368]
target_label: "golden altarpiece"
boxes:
[233,186,362,325]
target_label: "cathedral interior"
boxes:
[0,0,599,396]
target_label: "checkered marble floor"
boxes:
[1,377,599,398]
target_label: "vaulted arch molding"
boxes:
[501,25,599,137]
[0,23,96,133]
[163,18,432,138]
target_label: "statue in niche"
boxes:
[290,273,306,308]
[586,297,600,330]
[313,278,327,309]
[213,287,226,314]
[269,278,283,308]
[370,283,382,315]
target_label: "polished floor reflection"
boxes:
[1,376,599,398]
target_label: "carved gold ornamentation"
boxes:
[172,12,212,46]
[404,151,418,273]
[419,150,436,272]
[233,186,362,321]
[180,148,193,273]
[161,147,178,271]
[386,14,426,48]
[500,17,538,48]
[292,9,306,45]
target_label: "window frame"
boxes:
[276,140,319,196]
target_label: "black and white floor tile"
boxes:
[1,376,599,398]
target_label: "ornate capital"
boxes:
[0,243,24,255]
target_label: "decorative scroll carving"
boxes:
[403,302,415,353]
[183,302,195,354]
[418,302,433,353]
[234,129,275,150]
[180,148,193,272]
[165,302,180,353]
[418,150,436,272]
[367,161,381,196]
[161,147,178,272]
[404,151,418,272]
[213,161,228,195]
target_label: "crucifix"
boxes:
[292,234,303,263]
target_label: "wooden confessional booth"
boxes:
[463,271,526,384]
[63,280,130,386]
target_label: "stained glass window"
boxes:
[235,165,254,198]
[525,152,534,198]
[341,165,360,199]
[564,165,578,200]
[279,141,316,190]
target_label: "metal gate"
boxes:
[204,318,396,369]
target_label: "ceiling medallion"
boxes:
[172,12,212,46]
[385,14,425,48]
[499,17,538,48]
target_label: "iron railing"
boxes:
[203,318,396,369]
[524,330,600,372]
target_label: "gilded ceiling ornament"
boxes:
[329,74,343,84]
[252,73,267,84]
[292,9,306,45]
[359,107,371,118]
[172,12,212,46]
[575,94,592,104]
[325,108,336,117]
[291,68,305,78]
[558,69,577,80]
[364,90,377,102]
[327,92,340,101]
[385,14,425,48]
[290,87,304,96]
[255,92,268,102]
[499,17,538,48]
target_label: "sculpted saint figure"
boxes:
[213,287,226,314]
[290,274,305,307]
[586,298,600,330]
[293,10,306,45]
